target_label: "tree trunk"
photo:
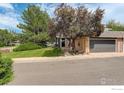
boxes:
[72,38,75,51]
[69,38,76,54]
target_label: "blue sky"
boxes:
[0,3,124,32]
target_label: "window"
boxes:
[62,38,65,47]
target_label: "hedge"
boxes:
[0,53,13,85]
[13,42,41,52]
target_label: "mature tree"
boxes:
[54,4,76,37]
[106,19,124,31]
[17,4,50,45]
[51,4,104,53]
[53,4,77,50]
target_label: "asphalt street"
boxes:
[9,56,124,85]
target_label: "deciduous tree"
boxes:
[52,4,104,53]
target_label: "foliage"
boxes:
[54,4,76,38]
[17,32,34,43]
[3,48,64,58]
[106,19,124,31]
[51,4,78,50]
[53,4,104,38]
[48,18,56,40]
[17,4,50,45]
[0,56,13,85]
[30,32,50,46]
[0,29,17,47]
[13,42,41,51]
[0,41,4,47]
[76,6,104,37]
[50,4,104,51]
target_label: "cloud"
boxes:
[0,3,21,32]
[0,14,19,28]
[0,3,14,10]
[71,4,124,24]
[0,6,19,30]
[36,3,59,17]
[1,3,124,32]
[96,4,124,24]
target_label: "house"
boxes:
[56,30,124,53]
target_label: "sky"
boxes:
[0,3,124,32]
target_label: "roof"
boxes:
[99,31,124,38]
[56,29,124,38]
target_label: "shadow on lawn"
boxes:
[42,48,64,57]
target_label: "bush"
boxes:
[42,48,64,57]
[13,42,41,51]
[0,56,13,85]
[0,41,4,47]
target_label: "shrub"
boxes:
[13,42,41,51]
[0,41,4,47]
[42,48,64,57]
[0,56,13,85]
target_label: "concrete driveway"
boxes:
[9,53,124,85]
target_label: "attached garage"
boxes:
[90,38,116,52]
[90,31,124,53]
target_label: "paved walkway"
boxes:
[0,46,15,53]
[13,52,124,63]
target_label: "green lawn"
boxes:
[2,48,63,58]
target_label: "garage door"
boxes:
[90,39,115,52]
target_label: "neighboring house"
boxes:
[56,30,124,53]
[9,40,20,46]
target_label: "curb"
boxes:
[12,53,124,63]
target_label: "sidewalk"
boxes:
[13,52,124,63]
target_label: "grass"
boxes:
[2,48,63,58]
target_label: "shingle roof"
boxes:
[99,31,124,38]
